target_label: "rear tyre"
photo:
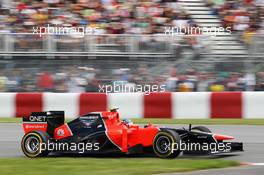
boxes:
[21,131,50,158]
[153,130,181,158]
[192,126,211,133]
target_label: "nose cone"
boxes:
[213,134,234,141]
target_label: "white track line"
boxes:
[242,162,264,166]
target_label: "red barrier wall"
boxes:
[211,92,242,118]
[79,93,107,116]
[0,92,259,118]
[144,92,172,118]
[16,93,43,117]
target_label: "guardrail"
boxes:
[0,33,177,57]
[0,33,222,58]
[0,33,263,59]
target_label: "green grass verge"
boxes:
[1,118,264,125]
[0,158,239,175]
[0,118,20,123]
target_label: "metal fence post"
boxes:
[4,34,13,59]
[46,34,55,59]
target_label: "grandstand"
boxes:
[0,0,264,92]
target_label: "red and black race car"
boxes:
[21,108,243,158]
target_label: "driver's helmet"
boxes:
[122,119,133,126]
[110,107,119,112]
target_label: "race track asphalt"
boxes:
[0,123,263,174]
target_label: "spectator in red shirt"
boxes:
[37,71,54,92]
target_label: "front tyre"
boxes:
[21,131,50,158]
[153,130,181,158]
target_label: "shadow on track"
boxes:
[46,152,242,159]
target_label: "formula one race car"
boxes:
[21,108,243,158]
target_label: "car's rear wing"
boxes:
[22,111,65,136]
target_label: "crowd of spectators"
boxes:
[0,65,264,92]
[164,67,258,92]
[1,0,264,47]
[207,0,264,45]
[0,0,193,35]
[0,0,264,93]
[0,0,205,54]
